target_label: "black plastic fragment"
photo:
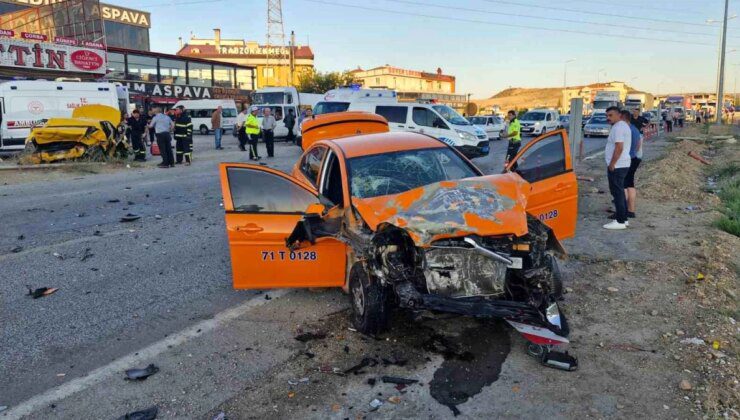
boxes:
[344,357,378,375]
[124,364,160,381]
[381,376,418,385]
[294,331,327,342]
[120,213,141,222]
[117,406,158,420]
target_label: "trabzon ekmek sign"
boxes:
[0,38,106,73]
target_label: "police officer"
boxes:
[173,105,193,165]
[126,109,148,162]
[501,110,522,166]
[245,106,262,160]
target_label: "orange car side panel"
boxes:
[219,163,347,289]
[506,129,578,240]
[301,112,390,151]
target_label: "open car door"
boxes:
[219,163,347,289]
[506,129,578,240]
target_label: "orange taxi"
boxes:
[219,113,579,370]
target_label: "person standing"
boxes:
[236,107,248,151]
[603,106,632,230]
[173,105,193,165]
[245,106,261,160]
[127,109,148,162]
[211,106,224,150]
[622,110,642,219]
[146,109,155,145]
[663,111,672,133]
[149,107,175,168]
[284,108,296,144]
[500,110,521,166]
[630,109,648,134]
[261,107,277,158]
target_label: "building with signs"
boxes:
[0,0,150,51]
[176,29,314,88]
[104,47,256,111]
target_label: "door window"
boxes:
[300,146,328,186]
[546,113,552,121]
[515,133,566,183]
[375,106,408,124]
[413,107,448,129]
[320,152,345,207]
[227,167,318,213]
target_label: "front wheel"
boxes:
[349,263,390,335]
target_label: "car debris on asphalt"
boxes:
[294,331,327,342]
[381,376,419,385]
[120,213,141,222]
[26,286,58,299]
[116,405,158,420]
[124,364,160,381]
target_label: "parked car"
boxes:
[558,115,570,129]
[217,113,579,370]
[582,114,592,128]
[642,111,660,125]
[468,115,506,140]
[519,109,560,136]
[583,113,610,137]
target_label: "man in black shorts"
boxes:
[622,110,642,218]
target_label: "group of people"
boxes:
[125,106,194,169]
[231,105,299,160]
[662,109,684,133]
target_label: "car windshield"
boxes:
[590,116,607,124]
[469,117,486,125]
[313,101,350,115]
[432,105,469,125]
[349,148,478,199]
[521,112,546,121]
[559,116,569,121]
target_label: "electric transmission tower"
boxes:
[266,0,287,86]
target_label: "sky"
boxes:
[117,0,740,99]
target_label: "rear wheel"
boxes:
[199,125,209,135]
[349,262,390,335]
[84,145,106,162]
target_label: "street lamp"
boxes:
[707,6,737,124]
[563,58,576,88]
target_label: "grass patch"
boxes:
[710,162,740,237]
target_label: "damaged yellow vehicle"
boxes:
[24,105,128,163]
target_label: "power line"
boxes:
[302,0,720,47]
[530,0,710,16]
[384,0,720,38]
[479,0,720,28]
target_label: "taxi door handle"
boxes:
[235,224,263,234]
[554,183,570,192]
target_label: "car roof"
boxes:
[322,131,446,159]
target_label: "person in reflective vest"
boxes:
[501,109,522,166]
[174,105,193,165]
[245,106,262,160]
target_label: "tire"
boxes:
[84,145,106,162]
[348,262,390,335]
[199,125,209,135]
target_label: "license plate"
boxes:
[481,146,489,153]
[507,257,523,269]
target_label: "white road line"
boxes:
[2,288,292,419]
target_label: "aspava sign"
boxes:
[125,82,212,99]
[0,38,106,73]
[4,1,151,28]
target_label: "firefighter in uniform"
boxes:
[126,109,148,162]
[174,105,193,165]
[501,109,522,167]
[245,106,262,160]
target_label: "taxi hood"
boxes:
[351,172,530,247]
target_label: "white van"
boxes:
[313,87,398,115]
[350,102,490,158]
[252,87,322,139]
[0,80,130,151]
[519,109,561,136]
[173,99,237,135]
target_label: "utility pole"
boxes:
[715,0,730,124]
[266,0,286,87]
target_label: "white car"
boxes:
[468,115,506,140]
[519,109,560,136]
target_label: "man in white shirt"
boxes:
[235,108,248,151]
[603,106,632,230]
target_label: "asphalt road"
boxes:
[0,132,607,417]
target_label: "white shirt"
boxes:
[235,112,247,128]
[605,120,632,168]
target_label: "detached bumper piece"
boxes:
[394,282,569,343]
[455,141,490,159]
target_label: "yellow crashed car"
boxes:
[24,105,129,163]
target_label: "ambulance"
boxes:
[0,80,130,152]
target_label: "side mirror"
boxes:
[305,202,327,215]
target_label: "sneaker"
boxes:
[157,164,168,168]
[603,220,627,230]
[627,211,636,218]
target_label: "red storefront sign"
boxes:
[80,40,106,50]
[0,29,14,38]
[0,38,107,74]
[54,36,78,46]
[21,32,47,41]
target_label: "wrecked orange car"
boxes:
[219,117,578,370]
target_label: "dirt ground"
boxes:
[210,126,739,419]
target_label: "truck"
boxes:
[0,80,130,152]
[251,87,323,138]
[624,93,654,113]
[592,91,622,114]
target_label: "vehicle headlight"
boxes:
[456,130,477,141]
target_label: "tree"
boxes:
[296,70,357,93]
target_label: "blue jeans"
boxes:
[214,128,223,149]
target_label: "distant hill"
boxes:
[476,87,565,111]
